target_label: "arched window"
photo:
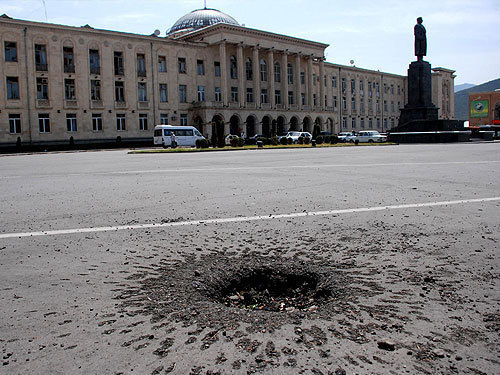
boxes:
[260,59,267,82]
[274,61,281,83]
[245,58,253,80]
[230,55,237,79]
[287,63,293,84]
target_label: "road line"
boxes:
[1,197,499,240]
[2,160,500,179]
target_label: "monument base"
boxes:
[388,119,470,143]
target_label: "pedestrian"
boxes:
[170,131,177,148]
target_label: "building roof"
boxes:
[167,8,239,35]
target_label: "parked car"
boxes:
[338,132,355,143]
[319,131,332,137]
[285,131,313,143]
[246,134,265,145]
[225,134,240,145]
[355,130,387,143]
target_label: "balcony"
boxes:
[90,66,100,75]
[260,103,271,110]
[302,105,311,111]
[36,99,50,108]
[90,100,103,109]
[190,101,223,109]
[326,106,334,112]
[115,101,127,109]
[137,70,147,78]
[64,100,78,109]
[275,104,284,110]
[138,101,149,109]
[36,63,48,72]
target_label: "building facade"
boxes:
[469,91,500,127]
[0,9,456,147]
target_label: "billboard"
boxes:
[470,100,489,118]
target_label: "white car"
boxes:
[285,131,312,143]
[355,130,387,143]
[225,134,240,145]
[338,132,355,142]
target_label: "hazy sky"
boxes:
[2,0,498,85]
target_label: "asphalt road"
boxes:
[0,143,499,374]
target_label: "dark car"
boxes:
[246,134,265,145]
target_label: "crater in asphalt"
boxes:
[213,266,331,312]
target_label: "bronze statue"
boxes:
[414,17,426,61]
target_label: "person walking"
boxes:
[170,131,177,148]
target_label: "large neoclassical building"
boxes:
[0,8,456,147]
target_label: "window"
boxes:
[36,77,48,100]
[137,54,146,77]
[115,81,125,102]
[66,113,77,132]
[230,56,237,79]
[325,95,328,107]
[360,118,365,129]
[359,81,364,95]
[215,87,222,102]
[332,76,337,88]
[324,75,327,86]
[91,80,101,100]
[196,60,205,75]
[342,117,347,129]
[376,100,380,113]
[341,78,346,93]
[376,82,380,96]
[9,114,21,134]
[274,62,281,83]
[360,97,365,112]
[333,96,337,109]
[35,44,47,71]
[246,58,253,80]
[287,63,293,84]
[160,113,168,125]
[301,93,305,105]
[384,118,388,129]
[197,85,205,101]
[391,119,395,128]
[63,47,75,73]
[369,118,373,128]
[384,100,388,112]
[180,114,188,126]
[114,51,124,75]
[64,79,76,100]
[260,59,267,81]
[178,57,186,73]
[397,85,401,95]
[158,56,167,72]
[275,90,281,105]
[351,79,355,95]
[89,49,100,74]
[159,83,168,102]
[6,77,19,99]
[138,82,147,101]
[261,88,268,103]
[312,73,316,86]
[313,94,317,106]
[38,113,50,133]
[300,71,305,85]
[139,114,148,130]
[4,42,17,62]
[377,118,381,129]
[214,61,221,77]
[368,82,372,97]
[231,86,238,102]
[179,84,187,103]
[288,91,294,105]
[391,101,395,113]
[92,113,103,131]
[246,88,254,103]
[391,84,394,94]
[352,118,356,129]
[116,114,126,131]
[342,96,346,110]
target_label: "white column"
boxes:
[282,52,288,109]
[253,47,260,106]
[237,44,245,107]
[307,56,313,108]
[268,49,275,107]
[295,54,301,110]
[319,57,325,111]
[219,42,228,106]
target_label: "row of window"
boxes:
[6,112,182,134]
[341,117,396,129]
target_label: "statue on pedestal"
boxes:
[414,17,426,61]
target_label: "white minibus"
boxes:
[153,125,205,147]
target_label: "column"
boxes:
[295,54,301,110]
[237,44,245,107]
[253,47,260,107]
[219,42,228,106]
[319,57,325,111]
[307,56,313,108]
[268,49,275,107]
[281,52,288,109]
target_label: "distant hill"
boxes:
[454,78,500,120]
[454,83,476,92]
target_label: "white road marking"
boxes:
[1,160,500,179]
[1,197,499,240]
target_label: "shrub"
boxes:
[256,137,267,145]
[330,135,339,144]
[297,136,304,144]
[230,137,241,147]
[196,138,210,148]
[304,137,310,144]
[287,137,293,145]
[316,135,324,144]
[271,136,279,145]
[279,136,288,145]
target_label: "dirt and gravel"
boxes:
[0,144,499,374]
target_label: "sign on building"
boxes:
[470,100,489,118]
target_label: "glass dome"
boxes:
[167,8,239,35]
